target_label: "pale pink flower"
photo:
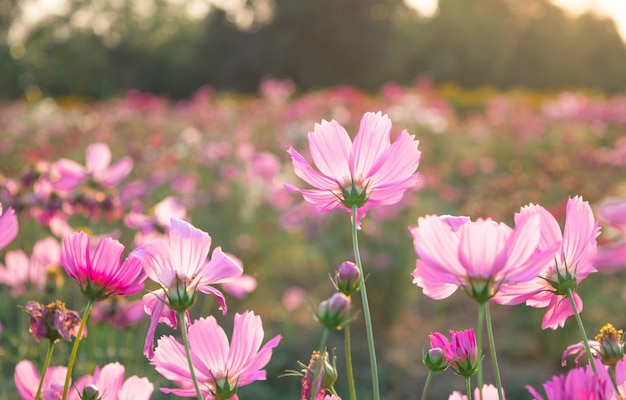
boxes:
[286,111,421,225]
[499,196,600,329]
[61,232,146,300]
[14,360,67,400]
[0,204,18,249]
[50,142,133,192]
[449,384,504,400]
[151,311,281,399]
[0,237,59,296]
[410,213,557,303]
[132,218,243,358]
[72,362,154,400]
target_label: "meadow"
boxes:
[1,79,626,399]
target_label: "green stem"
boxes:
[62,299,93,400]
[566,288,598,376]
[319,327,330,353]
[351,205,380,400]
[421,370,433,400]
[36,341,56,400]
[179,311,204,400]
[476,302,485,400]
[466,376,473,400]
[484,302,504,400]
[345,324,357,400]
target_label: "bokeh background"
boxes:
[1,0,626,399]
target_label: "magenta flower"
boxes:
[132,218,243,358]
[499,196,600,329]
[286,111,421,225]
[0,237,59,296]
[526,361,613,400]
[0,204,18,249]
[50,142,133,192]
[61,232,146,300]
[429,329,479,377]
[14,360,68,400]
[151,311,282,399]
[410,213,558,303]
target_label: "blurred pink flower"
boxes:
[124,196,187,245]
[0,204,18,249]
[132,218,243,358]
[498,196,599,329]
[61,232,146,301]
[449,384,504,400]
[50,142,133,192]
[595,196,626,270]
[220,273,258,299]
[0,237,59,296]
[410,213,557,303]
[14,360,67,400]
[151,311,281,399]
[90,298,145,329]
[286,111,421,225]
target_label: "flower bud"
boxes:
[335,261,360,296]
[166,276,197,312]
[422,347,448,372]
[79,384,101,400]
[449,329,479,377]
[316,293,351,330]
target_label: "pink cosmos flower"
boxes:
[286,111,421,225]
[0,237,59,296]
[151,311,281,399]
[61,232,146,300]
[410,213,558,303]
[449,384,504,400]
[0,204,18,249]
[14,360,68,400]
[429,329,478,377]
[132,218,243,358]
[124,196,187,245]
[498,196,600,329]
[50,142,133,192]
[15,360,153,400]
[526,360,613,400]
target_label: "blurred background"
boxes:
[1,0,626,99]
[2,1,626,399]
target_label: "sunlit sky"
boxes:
[15,0,626,43]
[408,0,626,41]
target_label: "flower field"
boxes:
[1,79,626,399]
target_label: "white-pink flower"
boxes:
[132,218,243,358]
[286,111,421,225]
[151,311,281,399]
[50,142,133,192]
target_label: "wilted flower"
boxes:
[562,323,625,367]
[286,111,421,225]
[24,300,83,343]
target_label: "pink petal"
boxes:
[367,129,421,188]
[119,376,154,400]
[97,156,133,187]
[410,215,466,279]
[199,247,243,284]
[151,334,194,382]
[168,218,212,279]
[61,232,90,283]
[187,316,230,379]
[85,143,112,173]
[541,293,582,330]
[562,196,599,273]
[50,159,88,191]
[457,219,509,278]
[349,112,391,177]
[133,239,175,287]
[287,147,337,190]
[307,119,352,182]
[88,237,124,284]
[94,362,125,397]
[0,206,18,249]
[15,360,39,399]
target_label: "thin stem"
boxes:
[466,376,473,400]
[179,311,204,400]
[484,302,504,400]
[345,324,357,400]
[319,327,330,353]
[351,205,380,400]
[62,299,93,400]
[476,302,485,400]
[421,370,433,400]
[566,288,599,376]
[36,341,56,400]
